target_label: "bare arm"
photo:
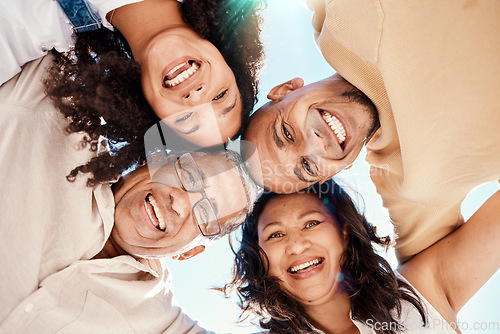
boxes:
[399,190,500,321]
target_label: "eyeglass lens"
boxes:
[193,198,221,235]
[177,155,203,192]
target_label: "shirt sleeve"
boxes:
[0,0,75,86]
[0,258,214,334]
[371,170,465,263]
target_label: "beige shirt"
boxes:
[309,0,500,261]
[0,256,211,334]
[0,55,115,322]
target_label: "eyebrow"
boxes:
[262,210,321,231]
[293,164,311,183]
[299,210,321,219]
[272,117,285,150]
[293,164,322,184]
[210,198,220,216]
[262,221,282,232]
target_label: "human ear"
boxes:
[267,78,304,101]
[171,245,205,261]
[340,225,349,248]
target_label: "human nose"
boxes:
[184,84,206,104]
[169,188,192,219]
[305,128,339,158]
[285,230,311,255]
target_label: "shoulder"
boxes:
[0,55,54,107]
[397,262,455,325]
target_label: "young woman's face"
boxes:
[257,193,346,305]
[140,27,242,146]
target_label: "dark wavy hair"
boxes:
[224,180,427,333]
[45,0,265,186]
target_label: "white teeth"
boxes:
[167,61,188,76]
[322,111,346,144]
[164,62,199,88]
[289,258,322,274]
[146,194,165,231]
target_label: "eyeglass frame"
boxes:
[173,152,222,238]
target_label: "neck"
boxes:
[92,234,127,259]
[304,292,359,334]
[109,0,188,63]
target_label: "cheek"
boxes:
[140,72,156,104]
[140,81,178,120]
[113,200,134,234]
[217,114,241,141]
[151,99,179,120]
[262,244,285,277]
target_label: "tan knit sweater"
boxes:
[310,0,500,261]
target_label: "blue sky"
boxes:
[166,1,500,333]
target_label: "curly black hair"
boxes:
[224,180,427,334]
[45,0,265,186]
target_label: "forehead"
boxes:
[192,153,230,175]
[260,193,323,221]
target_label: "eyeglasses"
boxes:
[174,153,222,237]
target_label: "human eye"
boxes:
[267,231,284,240]
[282,122,294,142]
[182,169,197,187]
[199,206,210,223]
[304,220,321,229]
[212,89,228,101]
[301,158,317,177]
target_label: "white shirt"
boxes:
[0,55,115,323]
[0,0,142,85]
[0,256,211,334]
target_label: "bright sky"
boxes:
[166,1,500,333]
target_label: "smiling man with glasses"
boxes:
[107,149,259,260]
[1,148,259,333]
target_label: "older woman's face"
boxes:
[257,192,346,305]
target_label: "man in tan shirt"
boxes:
[242,0,500,262]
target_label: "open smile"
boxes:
[288,257,324,274]
[320,110,346,148]
[163,60,201,88]
[145,193,166,231]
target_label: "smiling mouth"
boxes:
[288,257,324,274]
[145,193,166,231]
[320,111,346,147]
[163,60,200,88]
